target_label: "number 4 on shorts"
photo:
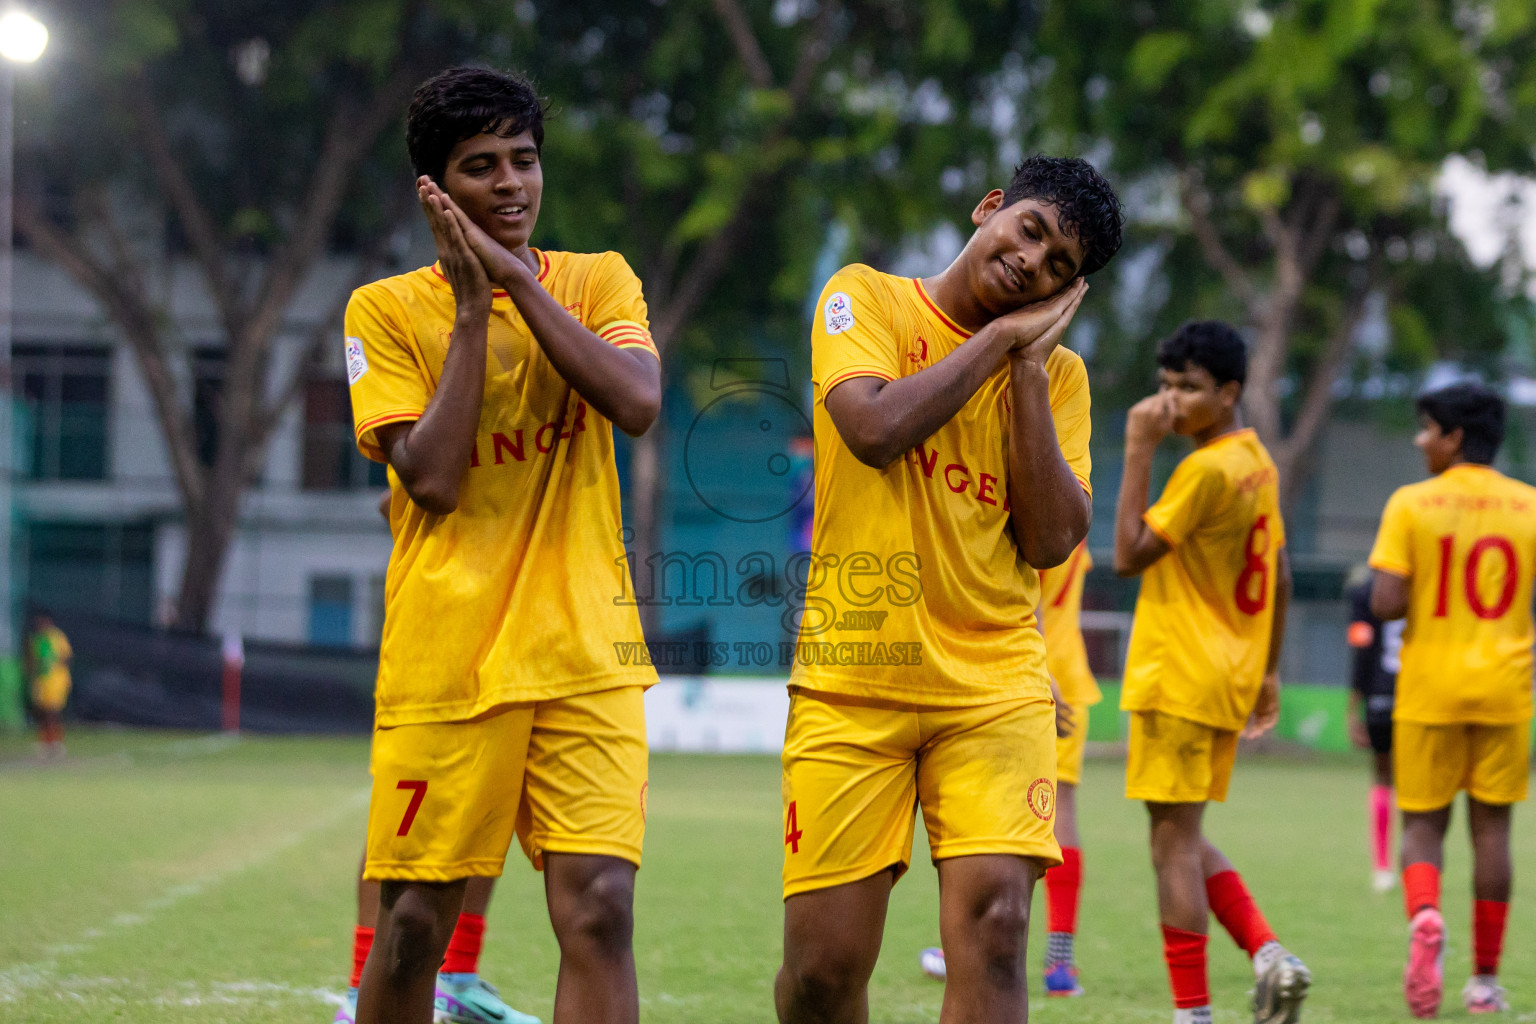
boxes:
[396,779,428,836]
[785,800,803,853]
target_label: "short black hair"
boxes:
[999,155,1124,276]
[406,67,546,184]
[1416,381,1505,464]
[1157,320,1248,387]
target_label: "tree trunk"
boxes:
[172,483,241,633]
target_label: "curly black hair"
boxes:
[999,155,1124,277]
[1417,381,1505,464]
[1157,320,1248,387]
[406,67,547,184]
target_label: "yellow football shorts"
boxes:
[1055,702,1092,786]
[30,670,70,712]
[1125,710,1238,804]
[1394,720,1531,812]
[364,686,648,882]
[780,689,1061,900]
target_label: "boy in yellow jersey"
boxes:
[1037,539,1099,995]
[1114,322,1306,1024]
[25,611,71,759]
[1368,382,1536,1018]
[346,68,661,1024]
[776,156,1123,1024]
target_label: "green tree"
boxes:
[1037,0,1536,502]
[15,0,493,632]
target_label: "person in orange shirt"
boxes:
[1114,322,1307,1024]
[1368,382,1536,1018]
[776,156,1123,1024]
[346,68,661,1024]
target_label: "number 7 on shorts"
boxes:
[396,779,428,836]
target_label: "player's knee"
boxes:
[381,901,445,980]
[1149,827,1198,872]
[559,867,635,959]
[778,948,868,1012]
[972,890,1030,982]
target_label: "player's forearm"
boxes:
[1004,357,1089,568]
[832,325,1013,467]
[1113,442,1159,576]
[1265,547,1292,674]
[388,308,489,514]
[502,273,661,436]
[1369,570,1410,620]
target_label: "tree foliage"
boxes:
[16,0,496,631]
[1034,0,1536,501]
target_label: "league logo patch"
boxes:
[823,291,855,335]
[345,336,368,385]
[1027,777,1055,821]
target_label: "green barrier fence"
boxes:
[0,656,23,732]
[1087,681,1353,753]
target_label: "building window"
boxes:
[309,575,354,647]
[26,520,154,622]
[13,344,110,481]
[302,379,387,490]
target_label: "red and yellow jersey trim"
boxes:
[913,280,972,340]
[597,319,659,358]
[1144,515,1176,548]
[357,408,424,434]
[823,366,896,392]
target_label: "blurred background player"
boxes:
[1367,382,1535,1018]
[778,155,1121,1024]
[331,496,539,1024]
[1036,539,1098,997]
[347,67,661,1024]
[1343,564,1402,895]
[337,872,536,1024]
[25,610,72,760]
[918,567,1090,997]
[1114,321,1308,1024]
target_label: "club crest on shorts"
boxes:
[1028,777,1055,820]
[823,291,855,335]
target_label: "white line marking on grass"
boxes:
[17,976,348,1009]
[0,786,369,1003]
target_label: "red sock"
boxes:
[349,925,374,989]
[1403,862,1440,919]
[1045,847,1083,934]
[1162,925,1210,1009]
[1371,785,1393,872]
[441,912,485,975]
[1474,900,1508,976]
[1205,870,1277,957]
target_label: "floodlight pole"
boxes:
[0,60,15,658]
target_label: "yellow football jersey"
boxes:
[791,263,1093,707]
[1038,540,1101,706]
[347,250,659,726]
[1120,429,1285,731]
[1368,463,1536,725]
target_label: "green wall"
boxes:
[1087,681,1352,752]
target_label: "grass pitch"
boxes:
[2,727,1534,1023]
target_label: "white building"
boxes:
[14,245,399,648]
